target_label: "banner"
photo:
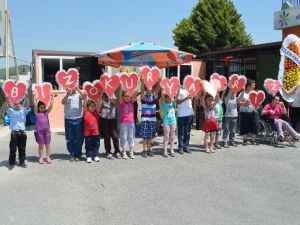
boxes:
[0,0,5,57]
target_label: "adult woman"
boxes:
[237,79,259,145]
[262,95,300,140]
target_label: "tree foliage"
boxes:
[173,0,253,55]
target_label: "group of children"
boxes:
[4,78,299,169]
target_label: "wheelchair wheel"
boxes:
[258,119,268,140]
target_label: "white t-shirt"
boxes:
[237,91,255,113]
[64,92,83,119]
[177,88,194,117]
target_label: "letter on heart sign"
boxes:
[249,90,265,110]
[210,73,227,91]
[32,82,53,106]
[160,77,180,99]
[183,75,202,97]
[83,80,103,103]
[56,68,79,90]
[2,79,27,104]
[229,74,247,94]
[99,74,120,98]
[140,66,161,90]
[119,72,139,96]
[264,79,282,96]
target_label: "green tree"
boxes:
[173,0,253,55]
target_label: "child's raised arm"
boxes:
[47,93,55,114]
[96,93,103,113]
[82,92,88,112]
[32,92,38,114]
[25,92,30,110]
[62,88,71,105]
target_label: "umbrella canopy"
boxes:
[96,42,195,68]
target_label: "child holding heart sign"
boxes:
[33,91,55,164]
[3,92,31,170]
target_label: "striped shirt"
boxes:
[141,94,157,122]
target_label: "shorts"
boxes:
[203,118,219,133]
[34,128,51,145]
[141,121,156,140]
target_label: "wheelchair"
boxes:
[258,116,296,147]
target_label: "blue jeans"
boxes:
[177,115,193,150]
[65,118,84,157]
[85,135,100,158]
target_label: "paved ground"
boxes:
[0,127,300,225]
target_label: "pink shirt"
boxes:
[120,101,134,123]
[263,103,283,120]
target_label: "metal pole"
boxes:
[8,11,18,78]
[5,9,9,80]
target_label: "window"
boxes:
[165,66,178,78]
[180,65,192,84]
[42,58,60,90]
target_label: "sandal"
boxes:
[205,148,211,154]
[38,158,44,164]
[46,157,52,164]
[163,152,168,158]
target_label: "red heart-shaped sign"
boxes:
[56,68,79,90]
[183,75,202,97]
[264,79,282,96]
[100,74,120,98]
[210,73,227,91]
[140,66,161,90]
[83,80,103,102]
[160,77,180,99]
[3,80,27,104]
[229,74,247,94]
[119,72,139,96]
[249,90,265,110]
[33,82,53,106]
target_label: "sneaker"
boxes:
[170,150,175,157]
[223,143,229,148]
[129,151,135,159]
[178,148,184,155]
[87,157,92,163]
[141,150,148,158]
[94,157,100,162]
[115,152,122,159]
[229,142,238,147]
[8,164,14,170]
[213,143,222,149]
[163,152,168,158]
[183,148,191,154]
[69,156,75,162]
[147,150,154,157]
[242,140,247,146]
[278,135,284,142]
[123,152,128,159]
[75,157,80,162]
[106,153,113,160]
[250,140,259,145]
[19,163,27,168]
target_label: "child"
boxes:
[161,93,176,157]
[4,94,31,170]
[33,93,55,164]
[119,90,137,159]
[222,89,238,148]
[213,92,224,149]
[82,92,102,163]
[202,94,220,154]
[140,80,160,158]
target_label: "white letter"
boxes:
[11,87,18,98]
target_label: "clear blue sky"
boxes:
[8,0,282,63]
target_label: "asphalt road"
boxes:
[0,127,300,225]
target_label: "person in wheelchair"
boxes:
[261,96,300,141]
